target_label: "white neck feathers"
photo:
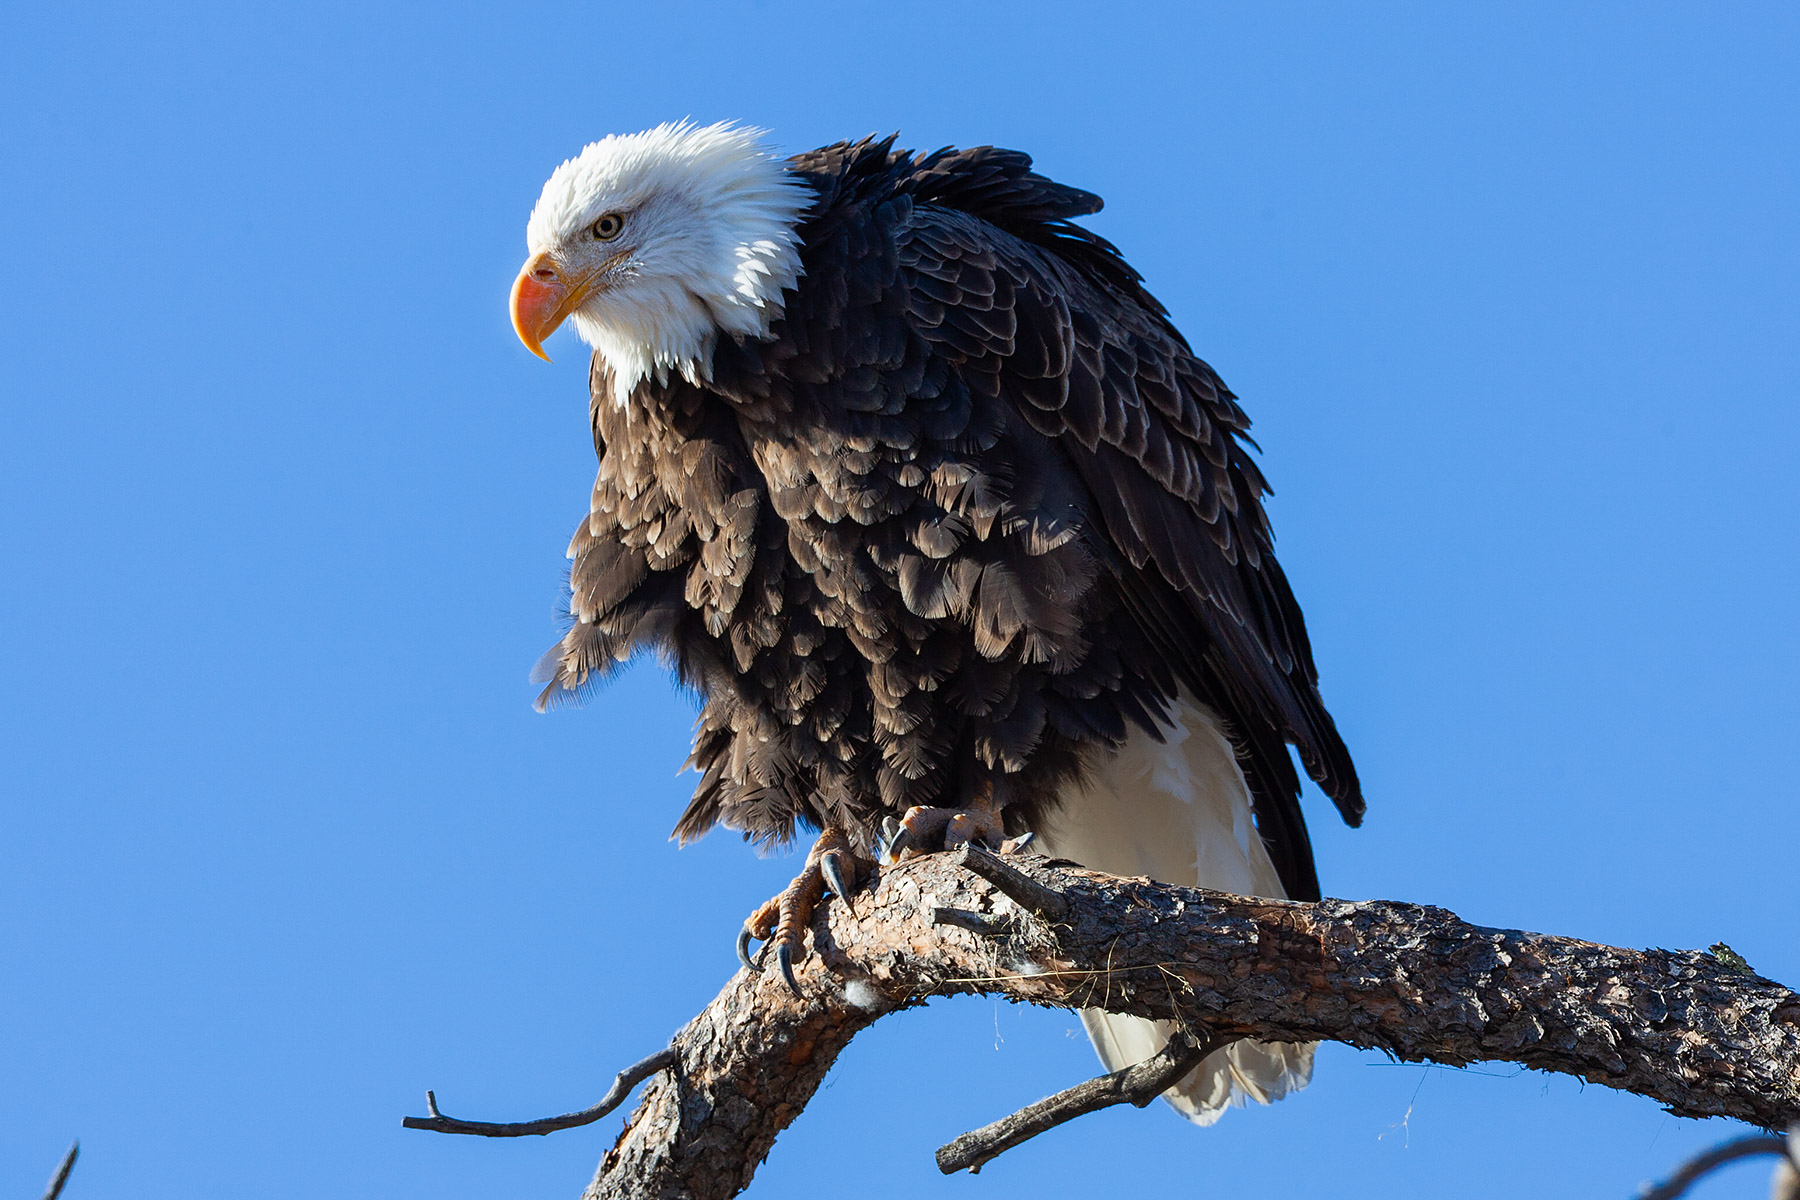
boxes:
[525,122,812,406]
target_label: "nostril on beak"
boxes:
[533,266,558,281]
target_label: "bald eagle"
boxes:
[510,122,1363,1124]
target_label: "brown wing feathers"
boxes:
[886,155,1362,893]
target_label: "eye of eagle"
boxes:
[592,212,625,241]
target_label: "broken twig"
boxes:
[930,905,1017,936]
[403,1046,678,1138]
[953,845,1069,919]
[937,1030,1225,1174]
[40,1142,78,1200]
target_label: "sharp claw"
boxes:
[820,851,853,910]
[774,942,802,998]
[1003,831,1036,854]
[885,828,912,863]
[737,924,761,973]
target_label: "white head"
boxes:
[509,122,812,406]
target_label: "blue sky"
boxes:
[3,3,1797,1197]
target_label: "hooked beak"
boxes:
[509,250,599,362]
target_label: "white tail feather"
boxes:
[1036,695,1317,1124]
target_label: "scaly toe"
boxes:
[768,860,825,993]
[735,895,780,974]
[734,829,870,996]
[894,804,957,860]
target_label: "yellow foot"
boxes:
[884,783,1030,862]
[736,828,862,997]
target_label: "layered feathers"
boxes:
[534,136,1362,899]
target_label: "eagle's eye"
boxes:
[592,212,625,241]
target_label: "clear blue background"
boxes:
[3,3,1796,1197]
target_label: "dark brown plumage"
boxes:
[531,138,1361,901]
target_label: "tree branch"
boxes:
[934,1028,1226,1174]
[1642,1127,1798,1200]
[950,844,1070,919]
[407,852,1800,1199]
[403,1047,678,1138]
[40,1142,77,1200]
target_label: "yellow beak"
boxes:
[508,250,597,362]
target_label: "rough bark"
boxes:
[567,851,1799,1199]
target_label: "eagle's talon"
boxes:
[881,827,912,864]
[821,851,854,912]
[894,785,1009,858]
[736,828,866,999]
[736,895,780,973]
[774,942,802,998]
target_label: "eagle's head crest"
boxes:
[511,122,812,405]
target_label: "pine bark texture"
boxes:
[583,853,1800,1200]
